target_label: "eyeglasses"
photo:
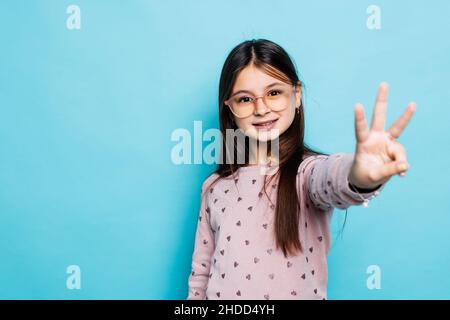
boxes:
[224,85,296,118]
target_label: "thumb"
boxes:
[377,161,409,180]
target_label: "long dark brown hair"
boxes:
[207,39,330,258]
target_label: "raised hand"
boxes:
[348,82,416,189]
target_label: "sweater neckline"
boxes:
[237,164,279,174]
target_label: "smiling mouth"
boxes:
[253,119,278,129]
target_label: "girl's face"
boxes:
[228,64,301,142]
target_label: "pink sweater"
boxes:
[187,152,386,300]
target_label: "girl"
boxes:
[187,39,415,300]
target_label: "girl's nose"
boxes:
[254,98,270,115]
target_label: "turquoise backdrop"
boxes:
[0,0,449,299]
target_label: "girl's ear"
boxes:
[295,82,302,107]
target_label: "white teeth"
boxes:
[255,120,276,126]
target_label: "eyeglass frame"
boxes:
[224,85,297,119]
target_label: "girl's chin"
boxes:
[246,128,281,142]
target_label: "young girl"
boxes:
[187,39,415,300]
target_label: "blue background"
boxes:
[0,0,449,299]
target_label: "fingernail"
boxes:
[398,163,407,171]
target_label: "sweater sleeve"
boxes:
[303,152,387,211]
[186,176,216,300]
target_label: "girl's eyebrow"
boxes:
[231,82,285,96]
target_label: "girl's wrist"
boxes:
[348,169,381,192]
[348,181,382,193]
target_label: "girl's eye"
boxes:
[268,90,282,96]
[237,96,252,103]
